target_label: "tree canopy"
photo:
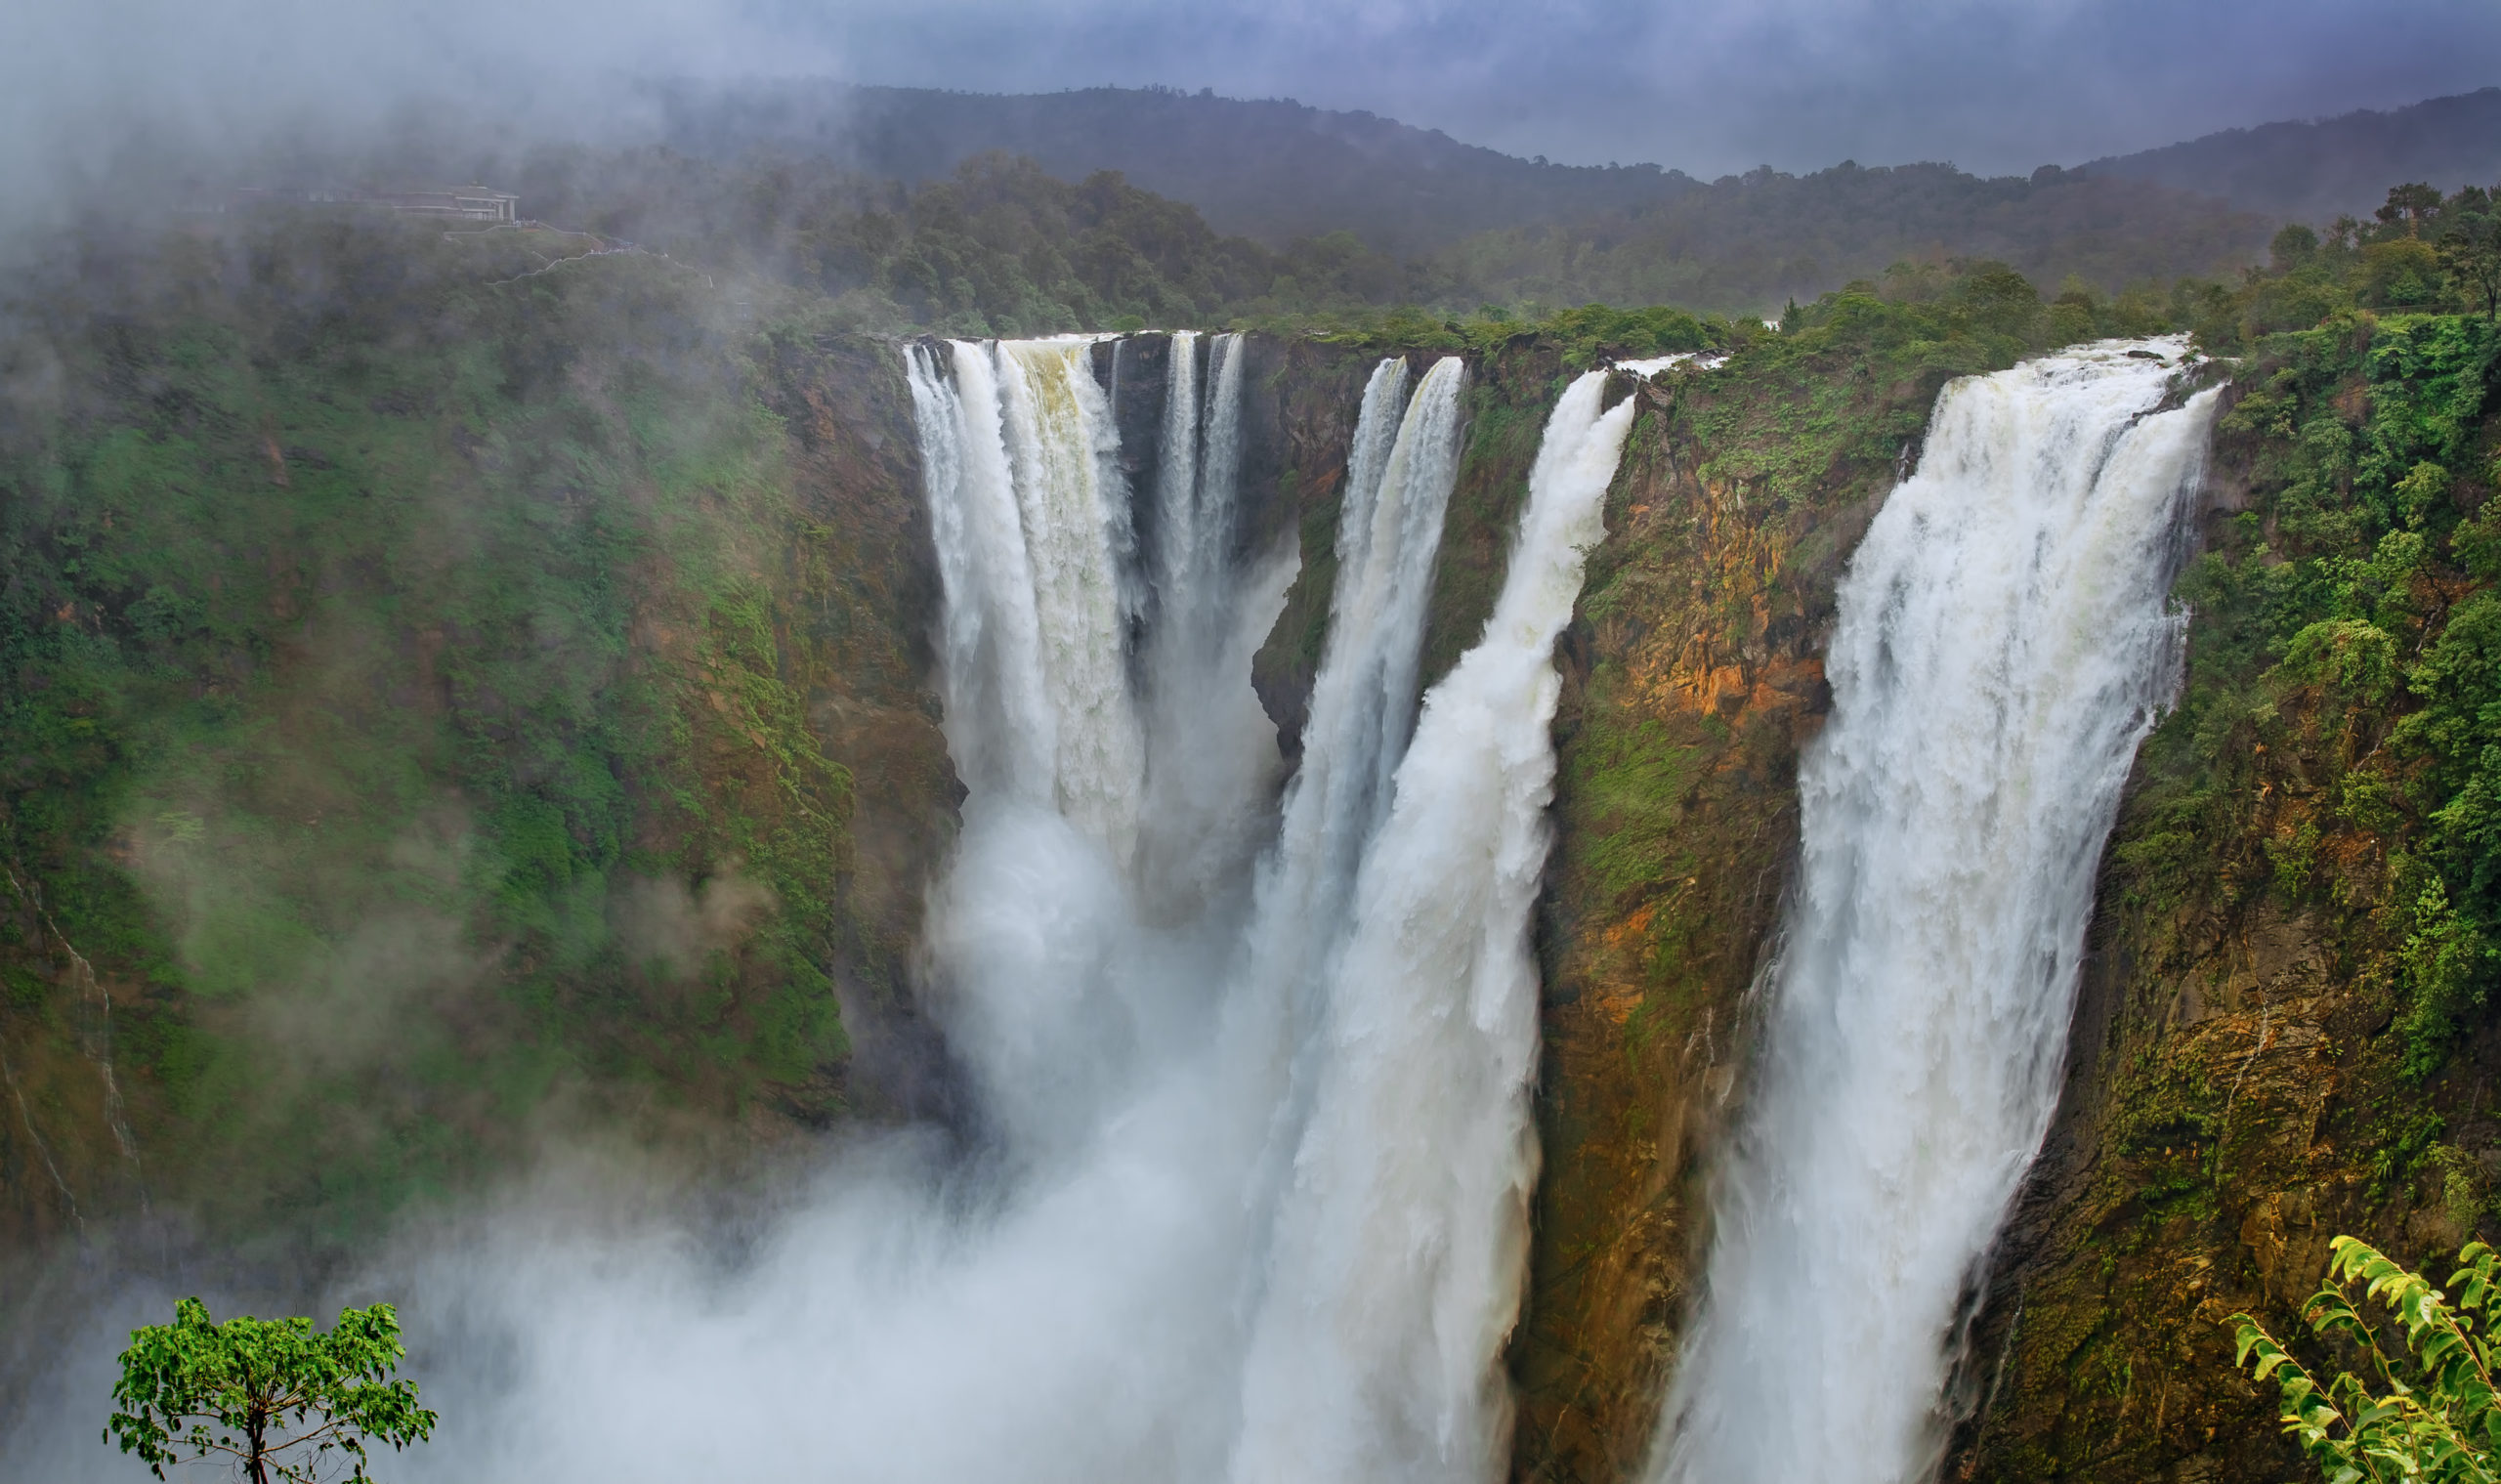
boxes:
[106,1298,436,1484]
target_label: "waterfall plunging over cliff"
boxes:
[1232,369,1637,1484]
[89,332,1632,1484]
[900,336,1599,1483]
[1652,340,2223,1484]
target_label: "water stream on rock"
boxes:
[1651,340,2222,1484]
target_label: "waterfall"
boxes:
[1247,355,1464,986]
[906,341,1055,806]
[991,338,1150,865]
[1232,368,1636,1484]
[1652,340,2223,1484]
[135,333,1634,1484]
[1139,332,1284,914]
[1216,355,1466,1336]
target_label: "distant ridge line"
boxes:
[2079,86,2501,222]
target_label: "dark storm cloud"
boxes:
[800,0,2501,176]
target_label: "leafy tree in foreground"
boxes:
[2229,1236,2501,1482]
[106,1299,437,1483]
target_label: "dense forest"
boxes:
[1436,160,2272,317]
[654,80,2501,259]
[155,142,2293,339]
[110,78,2501,339]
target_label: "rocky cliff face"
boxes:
[1506,335,2004,1483]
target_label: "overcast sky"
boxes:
[811,0,2501,176]
[7,0,2498,208]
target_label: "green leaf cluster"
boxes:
[2231,1236,2501,1483]
[2108,302,2499,1080]
[0,209,875,1244]
[106,1297,435,1483]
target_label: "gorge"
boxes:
[0,209,2494,1484]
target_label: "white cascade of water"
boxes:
[906,336,1166,1145]
[60,334,1617,1484]
[1231,368,1636,1484]
[992,336,1150,864]
[1245,355,1465,993]
[906,341,1055,804]
[1212,355,1466,1315]
[1139,332,1285,915]
[1652,340,2223,1484]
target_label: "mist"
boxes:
[0,0,826,235]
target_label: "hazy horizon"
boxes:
[8,0,2495,226]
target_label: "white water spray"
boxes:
[1653,340,2221,1484]
[1139,331,1285,913]
[1233,369,1636,1484]
[29,335,1636,1484]
[1247,355,1467,976]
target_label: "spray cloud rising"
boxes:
[10,336,1633,1482]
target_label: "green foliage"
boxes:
[2399,879,2495,1081]
[1568,718,1703,900]
[106,1297,436,1483]
[1667,267,2041,512]
[0,211,870,1243]
[1429,159,2272,318]
[2229,1237,2501,1483]
[517,148,1385,333]
[2100,274,2499,1078]
[341,141,2294,333]
[2437,191,2501,320]
[2225,184,2501,345]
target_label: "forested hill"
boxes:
[649,82,1700,254]
[1436,160,2273,316]
[480,147,2270,329]
[2082,86,2501,223]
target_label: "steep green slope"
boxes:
[0,215,953,1287]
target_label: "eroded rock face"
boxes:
[1508,352,1974,1483]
